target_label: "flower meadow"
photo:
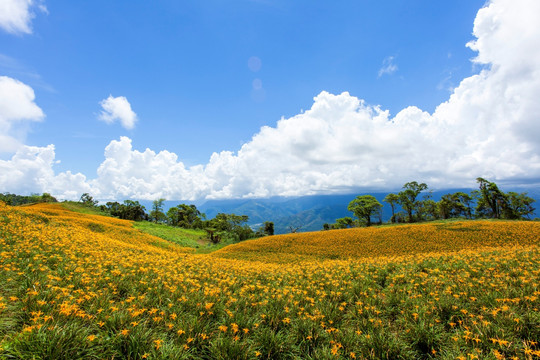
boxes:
[0,202,539,359]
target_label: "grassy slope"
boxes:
[60,201,112,217]
[1,203,540,359]
[133,221,207,248]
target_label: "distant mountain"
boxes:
[137,187,539,234]
[199,194,360,234]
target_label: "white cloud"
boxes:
[0,76,44,152]
[0,0,47,35]
[1,0,540,201]
[378,56,398,77]
[90,136,207,200]
[99,95,137,130]
[0,144,90,198]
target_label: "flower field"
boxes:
[1,202,539,359]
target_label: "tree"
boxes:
[475,178,507,219]
[437,195,453,220]
[106,200,147,221]
[383,193,400,223]
[505,192,536,219]
[419,199,439,221]
[207,213,254,241]
[398,181,428,223]
[40,193,57,203]
[437,192,470,220]
[452,192,473,219]
[332,217,355,229]
[0,192,57,205]
[150,198,166,223]
[79,193,98,207]
[167,204,204,228]
[121,200,148,221]
[263,221,274,236]
[347,195,382,227]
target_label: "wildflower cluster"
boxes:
[0,201,539,359]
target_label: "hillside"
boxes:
[213,220,540,262]
[197,189,540,233]
[1,202,539,359]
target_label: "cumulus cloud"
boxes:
[99,95,137,130]
[0,0,47,35]
[1,0,540,201]
[378,56,398,77]
[0,144,91,199]
[0,76,44,152]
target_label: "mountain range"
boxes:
[138,187,539,234]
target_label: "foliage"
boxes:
[505,191,536,219]
[1,202,539,359]
[79,193,98,207]
[330,179,535,228]
[149,198,167,223]
[398,181,428,223]
[325,217,355,230]
[0,192,57,206]
[383,193,400,223]
[105,200,148,221]
[474,178,536,220]
[438,192,473,220]
[167,204,204,229]
[347,195,382,226]
[263,221,274,236]
[206,213,255,242]
[475,178,507,219]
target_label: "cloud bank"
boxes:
[1,0,540,201]
[98,95,137,130]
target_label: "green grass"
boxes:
[133,221,207,248]
[60,201,111,216]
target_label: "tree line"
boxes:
[79,195,274,244]
[0,192,58,206]
[324,178,536,229]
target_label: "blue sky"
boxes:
[1,0,540,201]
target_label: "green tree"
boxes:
[398,181,428,223]
[40,193,58,203]
[167,204,204,228]
[79,193,98,207]
[505,192,536,219]
[332,217,355,229]
[437,195,453,220]
[383,193,400,223]
[452,192,473,219]
[106,200,147,221]
[263,221,274,236]
[347,195,382,227]
[207,213,254,241]
[150,198,166,223]
[121,200,147,221]
[474,178,507,219]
